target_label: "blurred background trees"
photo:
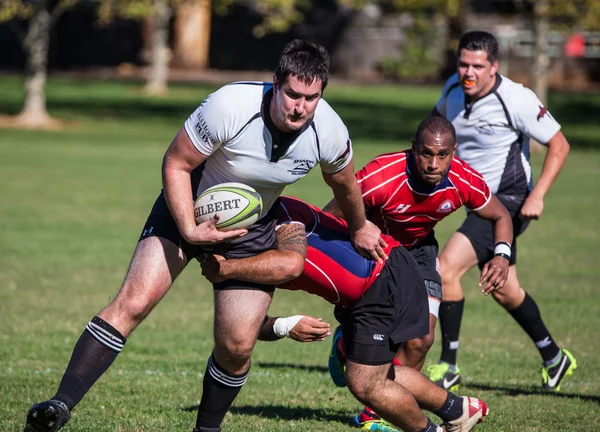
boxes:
[2,0,600,128]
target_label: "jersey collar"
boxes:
[262,87,310,163]
[463,73,503,119]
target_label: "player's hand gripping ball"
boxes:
[194,182,263,230]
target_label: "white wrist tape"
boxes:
[494,242,512,258]
[273,315,304,338]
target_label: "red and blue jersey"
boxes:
[276,197,398,307]
[357,150,491,248]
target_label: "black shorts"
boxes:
[138,191,278,292]
[408,232,441,286]
[334,247,429,366]
[457,194,530,268]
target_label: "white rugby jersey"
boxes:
[184,82,353,218]
[435,73,561,198]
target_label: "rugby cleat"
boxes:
[426,362,461,391]
[542,349,577,392]
[354,408,400,432]
[328,325,347,387]
[443,397,488,432]
[24,399,71,432]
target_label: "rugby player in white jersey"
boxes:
[24,40,385,432]
[427,31,575,393]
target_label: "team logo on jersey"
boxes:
[288,159,315,176]
[436,199,454,214]
[537,105,549,121]
[475,120,496,136]
[394,204,411,213]
[195,115,215,145]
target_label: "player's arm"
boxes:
[521,130,570,220]
[322,161,387,262]
[322,198,343,218]
[473,195,514,295]
[258,315,331,342]
[162,128,247,245]
[200,223,307,285]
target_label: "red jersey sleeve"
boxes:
[356,153,404,211]
[452,158,492,211]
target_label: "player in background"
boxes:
[201,196,490,432]
[23,40,385,432]
[428,31,575,393]
[323,116,513,430]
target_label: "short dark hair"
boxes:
[274,39,330,91]
[415,116,456,145]
[458,31,499,64]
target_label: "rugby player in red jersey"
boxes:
[321,116,513,430]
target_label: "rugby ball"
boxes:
[194,182,263,230]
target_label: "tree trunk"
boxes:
[531,0,550,151]
[18,0,53,127]
[145,0,171,95]
[172,0,211,69]
[533,0,550,105]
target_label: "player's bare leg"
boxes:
[490,265,525,309]
[397,313,437,371]
[428,232,478,390]
[24,236,189,432]
[439,232,478,302]
[392,365,489,431]
[99,236,189,336]
[195,289,273,431]
[346,362,432,432]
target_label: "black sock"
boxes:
[434,393,463,422]
[439,299,465,366]
[508,293,560,364]
[54,316,126,410]
[419,418,440,432]
[195,353,248,429]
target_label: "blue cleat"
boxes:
[328,325,347,387]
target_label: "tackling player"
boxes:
[201,196,490,432]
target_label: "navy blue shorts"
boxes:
[139,192,278,292]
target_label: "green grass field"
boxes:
[1,75,599,431]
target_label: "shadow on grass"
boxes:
[255,362,329,374]
[467,382,600,404]
[182,403,353,424]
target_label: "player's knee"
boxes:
[346,375,374,405]
[219,338,255,366]
[122,296,156,323]
[440,263,460,286]
[492,285,525,309]
[405,334,434,359]
[346,365,385,405]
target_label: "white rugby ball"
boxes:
[194,182,263,230]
